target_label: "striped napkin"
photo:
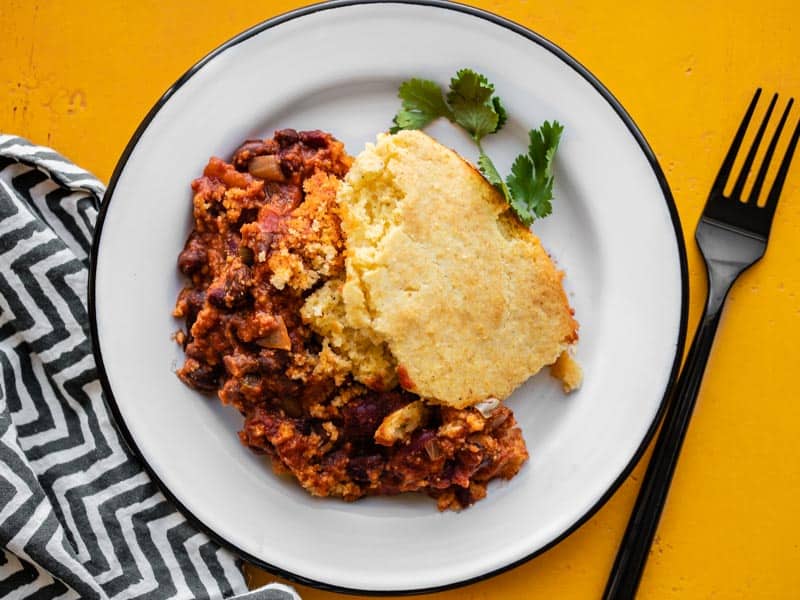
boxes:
[0,135,299,600]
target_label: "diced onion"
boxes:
[473,397,500,418]
[424,438,443,460]
[248,154,284,181]
[256,315,292,350]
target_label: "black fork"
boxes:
[603,89,800,600]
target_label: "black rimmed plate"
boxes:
[90,1,688,594]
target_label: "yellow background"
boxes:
[3,1,799,598]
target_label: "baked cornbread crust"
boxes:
[307,130,579,408]
[551,351,583,393]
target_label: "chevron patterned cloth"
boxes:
[0,136,299,600]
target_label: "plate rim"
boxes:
[88,0,690,594]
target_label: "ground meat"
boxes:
[174,129,529,510]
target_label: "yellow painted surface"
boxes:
[3,1,799,598]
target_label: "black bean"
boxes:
[178,362,221,392]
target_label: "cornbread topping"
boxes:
[305,130,579,408]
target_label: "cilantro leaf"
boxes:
[492,97,508,133]
[450,103,499,142]
[541,120,564,177]
[506,155,549,225]
[505,121,563,224]
[446,69,501,141]
[447,69,495,107]
[390,78,452,134]
[528,120,563,177]
[477,151,503,188]
[478,150,512,204]
[390,69,506,142]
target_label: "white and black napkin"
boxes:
[0,135,299,600]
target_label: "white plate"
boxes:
[90,1,687,594]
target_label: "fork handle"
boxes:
[602,304,724,600]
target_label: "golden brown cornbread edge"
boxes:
[305,129,579,408]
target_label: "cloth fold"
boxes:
[0,135,298,600]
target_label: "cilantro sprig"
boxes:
[390,68,562,226]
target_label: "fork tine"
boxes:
[747,98,793,204]
[764,114,800,217]
[711,89,762,197]
[730,93,778,200]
